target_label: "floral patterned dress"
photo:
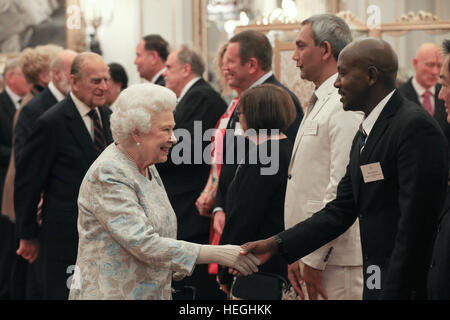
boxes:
[69,144,200,300]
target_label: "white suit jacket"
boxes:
[284,74,363,270]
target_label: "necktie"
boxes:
[88,109,106,154]
[306,93,318,117]
[359,123,367,153]
[422,91,434,116]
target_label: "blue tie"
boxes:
[359,123,367,153]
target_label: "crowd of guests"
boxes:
[0,12,450,301]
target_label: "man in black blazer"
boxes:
[427,39,450,300]
[241,38,448,300]
[398,43,450,148]
[14,52,113,300]
[0,58,29,300]
[157,45,227,299]
[134,34,169,86]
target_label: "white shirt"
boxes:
[177,77,201,102]
[361,90,396,138]
[412,77,435,113]
[48,81,66,103]
[70,92,102,141]
[5,86,22,109]
[249,71,273,89]
[151,67,167,84]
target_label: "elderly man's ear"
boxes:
[367,66,379,86]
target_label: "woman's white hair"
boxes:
[110,83,176,145]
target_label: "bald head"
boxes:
[413,42,443,89]
[70,52,106,80]
[342,37,398,88]
[335,38,398,114]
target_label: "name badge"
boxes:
[360,162,384,183]
[304,121,318,136]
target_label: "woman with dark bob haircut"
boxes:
[217,84,296,297]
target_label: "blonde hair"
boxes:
[19,44,63,85]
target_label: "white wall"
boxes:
[81,0,194,86]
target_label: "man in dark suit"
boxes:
[212,30,303,259]
[157,45,227,299]
[14,52,113,300]
[427,39,450,300]
[0,58,30,300]
[398,43,450,148]
[134,34,169,86]
[241,38,448,300]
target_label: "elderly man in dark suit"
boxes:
[241,38,448,300]
[157,45,227,299]
[134,34,169,86]
[0,57,29,300]
[398,43,450,149]
[14,52,113,300]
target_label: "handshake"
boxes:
[196,244,262,276]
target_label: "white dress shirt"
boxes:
[48,81,66,103]
[70,92,102,141]
[5,86,23,109]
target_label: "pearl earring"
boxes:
[137,142,141,147]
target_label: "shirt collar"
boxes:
[178,77,201,102]
[5,86,22,109]
[151,67,167,84]
[412,76,435,97]
[314,73,338,102]
[249,71,274,89]
[48,81,66,102]
[362,90,396,137]
[70,91,95,118]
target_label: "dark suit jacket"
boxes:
[154,74,165,87]
[278,90,448,300]
[398,78,450,148]
[14,95,112,296]
[156,78,227,242]
[0,90,16,209]
[427,191,450,299]
[14,87,58,164]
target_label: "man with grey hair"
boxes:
[0,57,29,299]
[14,52,113,299]
[285,14,363,300]
[159,45,227,299]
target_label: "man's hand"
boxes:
[288,261,305,299]
[302,263,328,300]
[16,239,39,263]
[240,237,278,265]
[213,211,225,236]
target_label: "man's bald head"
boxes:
[335,38,398,114]
[413,42,443,89]
[341,37,398,88]
[70,52,106,80]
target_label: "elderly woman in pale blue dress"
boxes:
[68,83,259,300]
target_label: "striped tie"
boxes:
[359,123,367,153]
[88,109,106,154]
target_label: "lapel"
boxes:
[405,78,421,106]
[0,90,17,122]
[63,95,98,165]
[288,90,332,171]
[175,78,206,119]
[98,106,113,145]
[351,91,401,200]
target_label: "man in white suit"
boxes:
[285,14,363,300]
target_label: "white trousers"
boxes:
[300,261,363,300]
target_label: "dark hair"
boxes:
[443,39,450,73]
[229,30,272,71]
[108,62,128,90]
[239,84,296,132]
[143,34,169,62]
